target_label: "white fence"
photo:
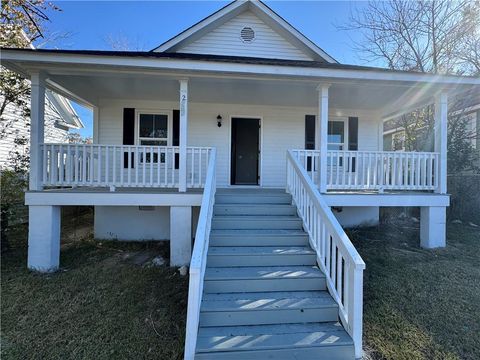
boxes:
[292,149,440,191]
[184,149,217,360]
[41,144,211,189]
[286,150,365,358]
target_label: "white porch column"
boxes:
[29,72,47,191]
[316,84,330,193]
[28,205,61,272]
[170,206,192,266]
[420,206,446,248]
[179,79,189,192]
[434,92,448,194]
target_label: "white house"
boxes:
[2,1,480,359]
[0,89,83,167]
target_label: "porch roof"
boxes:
[2,48,479,116]
[4,47,480,80]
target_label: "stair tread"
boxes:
[215,204,295,208]
[205,266,324,280]
[201,291,336,312]
[211,229,307,236]
[213,215,300,220]
[208,246,315,256]
[196,322,352,353]
[217,189,287,194]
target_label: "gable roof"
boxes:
[151,0,337,63]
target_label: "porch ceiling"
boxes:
[46,72,440,113]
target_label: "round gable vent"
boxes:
[240,27,255,43]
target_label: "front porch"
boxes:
[4,50,454,196]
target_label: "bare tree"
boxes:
[103,33,147,51]
[341,0,479,74]
[340,0,480,172]
[457,29,480,75]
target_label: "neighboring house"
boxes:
[0,90,83,167]
[384,88,480,154]
[2,1,480,359]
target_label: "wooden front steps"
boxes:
[194,189,354,359]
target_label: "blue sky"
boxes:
[43,1,369,138]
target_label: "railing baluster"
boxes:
[98,145,102,185]
[127,146,132,186]
[163,147,167,187]
[50,144,56,185]
[41,144,47,185]
[58,144,64,185]
[150,146,154,187]
[337,253,343,304]
[142,146,146,186]
[428,154,433,188]
[87,144,92,185]
[105,146,110,186]
[416,152,421,188]
[120,146,124,186]
[135,147,139,186]
[112,146,116,186]
[191,148,195,188]
[171,149,176,186]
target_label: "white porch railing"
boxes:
[184,148,216,360]
[287,150,365,358]
[40,143,211,189]
[292,149,440,192]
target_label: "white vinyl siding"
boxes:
[178,11,313,61]
[97,99,380,188]
[0,95,69,166]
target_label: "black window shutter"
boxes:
[173,109,180,169]
[123,108,135,169]
[348,117,358,171]
[305,115,316,171]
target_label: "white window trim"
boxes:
[134,109,173,146]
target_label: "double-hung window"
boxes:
[137,112,170,163]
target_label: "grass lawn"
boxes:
[1,212,188,360]
[350,222,480,360]
[1,212,479,359]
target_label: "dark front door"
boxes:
[231,118,260,185]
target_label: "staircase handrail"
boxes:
[286,149,365,359]
[184,148,217,360]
